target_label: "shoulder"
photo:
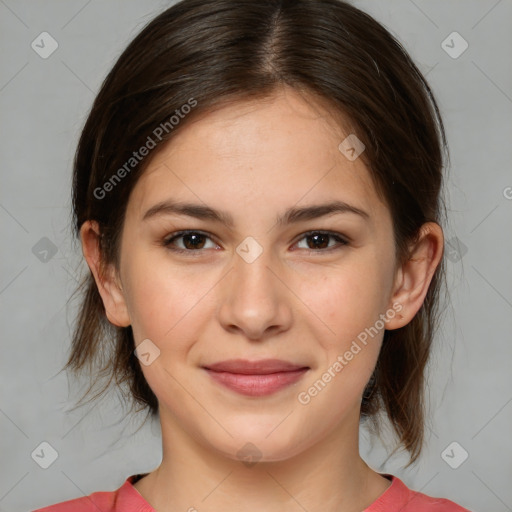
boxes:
[365,474,473,512]
[32,491,116,512]
[31,474,153,512]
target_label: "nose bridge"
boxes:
[233,239,280,307]
[235,245,275,294]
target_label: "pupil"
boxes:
[309,234,328,249]
[184,234,205,250]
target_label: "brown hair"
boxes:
[66,0,449,466]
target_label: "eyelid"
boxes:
[162,229,349,254]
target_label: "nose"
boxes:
[217,246,293,341]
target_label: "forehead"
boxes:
[127,87,389,226]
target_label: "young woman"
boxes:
[34,0,472,510]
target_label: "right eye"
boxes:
[162,230,220,253]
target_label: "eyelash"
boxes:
[161,230,349,255]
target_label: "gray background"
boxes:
[1,1,511,511]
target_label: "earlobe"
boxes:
[385,222,444,330]
[80,220,131,328]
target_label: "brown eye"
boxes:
[181,233,207,250]
[295,231,348,251]
[163,231,218,252]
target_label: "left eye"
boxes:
[295,231,348,251]
[162,230,348,253]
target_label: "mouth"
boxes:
[202,359,310,397]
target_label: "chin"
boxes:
[205,424,311,465]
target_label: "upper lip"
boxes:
[203,359,309,375]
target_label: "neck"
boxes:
[134,408,391,512]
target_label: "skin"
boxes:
[81,85,443,512]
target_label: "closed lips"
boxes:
[203,359,309,375]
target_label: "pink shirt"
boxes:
[33,473,472,511]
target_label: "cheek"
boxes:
[301,259,389,347]
[121,251,205,343]
[294,264,386,410]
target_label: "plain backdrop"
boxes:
[0,1,511,511]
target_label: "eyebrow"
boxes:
[142,199,370,226]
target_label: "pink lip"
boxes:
[203,359,309,397]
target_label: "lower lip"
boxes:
[204,368,309,396]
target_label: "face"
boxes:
[109,87,401,462]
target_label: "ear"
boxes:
[80,220,131,328]
[385,222,444,330]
